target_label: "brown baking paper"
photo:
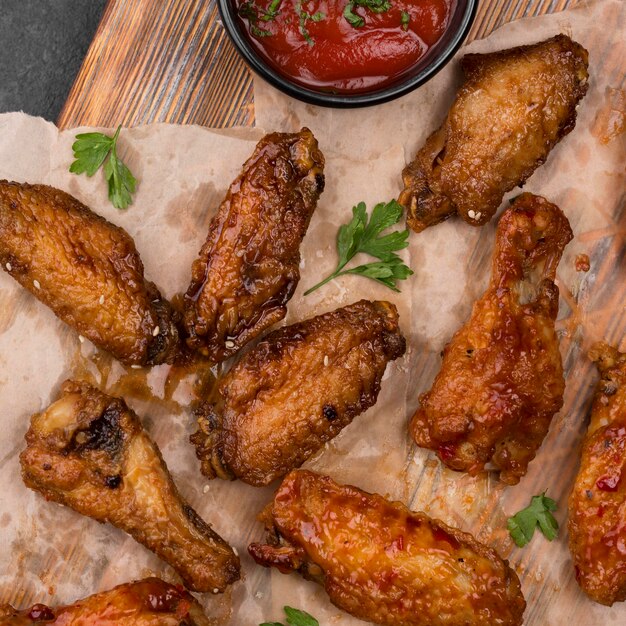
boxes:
[0,0,625,624]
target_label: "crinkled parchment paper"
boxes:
[0,0,625,624]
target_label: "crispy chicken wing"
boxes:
[249,470,525,626]
[191,300,405,486]
[19,381,239,593]
[569,343,626,605]
[410,194,572,484]
[0,181,179,365]
[183,128,325,363]
[0,578,210,626]
[399,35,588,232]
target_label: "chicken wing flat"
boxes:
[0,578,210,626]
[191,300,405,486]
[399,35,588,232]
[569,343,626,605]
[410,193,572,484]
[249,470,525,626]
[183,128,325,363]
[0,181,179,366]
[19,381,239,593]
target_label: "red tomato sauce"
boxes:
[235,1,454,93]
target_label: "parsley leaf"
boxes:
[304,199,413,295]
[296,1,325,45]
[507,492,559,547]
[70,125,137,210]
[344,0,392,28]
[260,0,283,21]
[260,606,319,626]
[401,10,410,30]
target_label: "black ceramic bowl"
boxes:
[217,0,477,108]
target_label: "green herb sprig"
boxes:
[69,125,137,210]
[261,606,319,626]
[344,0,392,28]
[305,199,413,295]
[507,492,559,548]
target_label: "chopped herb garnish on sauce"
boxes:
[507,492,559,547]
[305,199,413,295]
[344,0,393,28]
[260,0,283,21]
[296,1,325,45]
[401,10,410,30]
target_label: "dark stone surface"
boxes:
[0,0,107,122]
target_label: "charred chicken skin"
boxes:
[191,300,405,486]
[19,381,240,593]
[249,470,526,626]
[399,35,588,232]
[410,194,572,484]
[183,128,325,363]
[0,578,210,625]
[0,181,179,366]
[569,343,626,606]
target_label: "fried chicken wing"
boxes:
[399,35,588,232]
[410,193,572,484]
[191,300,405,486]
[0,578,210,626]
[0,181,179,366]
[183,128,325,363]
[249,470,525,626]
[569,343,626,605]
[19,381,239,593]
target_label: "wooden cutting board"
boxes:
[57,0,581,129]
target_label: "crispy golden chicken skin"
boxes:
[249,470,525,626]
[410,194,572,484]
[191,300,405,486]
[0,578,210,626]
[399,35,588,232]
[0,181,179,365]
[183,128,325,363]
[19,381,240,593]
[569,343,626,605]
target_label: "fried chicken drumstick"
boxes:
[410,193,572,484]
[399,35,588,232]
[0,181,179,366]
[19,381,239,593]
[249,470,526,626]
[191,300,405,486]
[0,578,210,625]
[569,343,626,606]
[183,128,325,363]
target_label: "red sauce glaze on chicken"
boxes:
[235,0,453,92]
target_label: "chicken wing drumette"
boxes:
[183,128,325,363]
[0,578,210,626]
[0,181,179,365]
[569,343,626,605]
[399,35,588,232]
[410,194,572,484]
[249,470,526,626]
[191,300,405,486]
[19,381,239,593]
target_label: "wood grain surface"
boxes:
[57,0,581,130]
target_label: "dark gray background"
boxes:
[0,0,107,121]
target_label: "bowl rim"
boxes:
[217,0,478,108]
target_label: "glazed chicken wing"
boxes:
[249,470,525,626]
[0,578,210,625]
[191,300,405,486]
[410,193,572,484]
[399,35,588,232]
[569,343,626,605]
[19,381,239,593]
[0,181,179,366]
[183,128,325,363]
